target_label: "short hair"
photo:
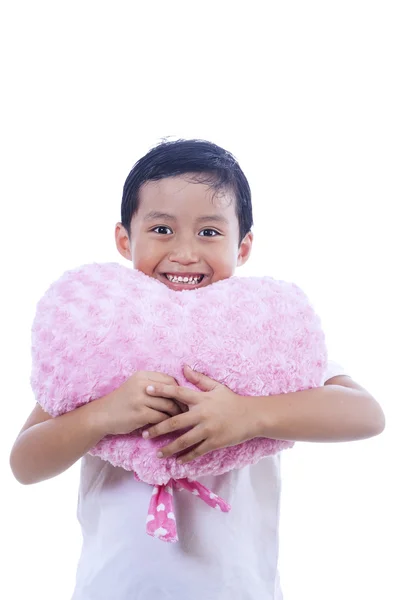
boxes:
[121,139,253,241]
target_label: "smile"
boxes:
[165,274,204,285]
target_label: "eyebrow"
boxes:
[143,211,229,225]
[144,211,177,222]
[196,215,229,225]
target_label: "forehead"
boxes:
[136,175,237,222]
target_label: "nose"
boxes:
[168,238,199,265]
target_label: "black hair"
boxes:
[121,139,253,242]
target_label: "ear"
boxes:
[115,223,132,261]
[237,231,253,267]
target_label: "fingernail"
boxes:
[157,451,163,458]
[185,365,193,371]
[142,431,149,439]
[146,385,155,393]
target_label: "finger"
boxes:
[147,372,178,386]
[147,397,182,416]
[177,440,213,463]
[144,409,172,425]
[142,410,196,440]
[156,427,206,459]
[175,400,189,413]
[146,383,199,405]
[183,365,218,392]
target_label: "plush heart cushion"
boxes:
[31,263,327,485]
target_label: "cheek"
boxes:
[209,242,239,280]
[130,239,161,274]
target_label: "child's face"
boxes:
[116,175,253,290]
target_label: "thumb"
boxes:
[183,365,218,392]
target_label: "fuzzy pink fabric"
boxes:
[31,263,327,480]
[31,262,327,483]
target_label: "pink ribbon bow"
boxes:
[144,478,231,542]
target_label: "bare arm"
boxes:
[255,375,386,443]
[141,368,386,462]
[9,401,109,485]
[10,371,182,485]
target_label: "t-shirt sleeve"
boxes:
[324,360,348,383]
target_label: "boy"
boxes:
[10,139,385,599]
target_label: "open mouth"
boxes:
[164,274,205,286]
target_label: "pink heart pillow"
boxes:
[31,263,327,485]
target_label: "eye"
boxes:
[152,226,173,235]
[199,228,220,237]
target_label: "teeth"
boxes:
[166,274,202,285]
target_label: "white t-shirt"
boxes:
[72,361,345,600]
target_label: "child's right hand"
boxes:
[97,371,183,436]
[10,371,183,485]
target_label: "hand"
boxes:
[142,366,261,462]
[97,371,183,436]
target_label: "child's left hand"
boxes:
[143,365,262,463]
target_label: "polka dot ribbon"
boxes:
[145,478,231,542]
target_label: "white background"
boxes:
[1,1,399,599]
